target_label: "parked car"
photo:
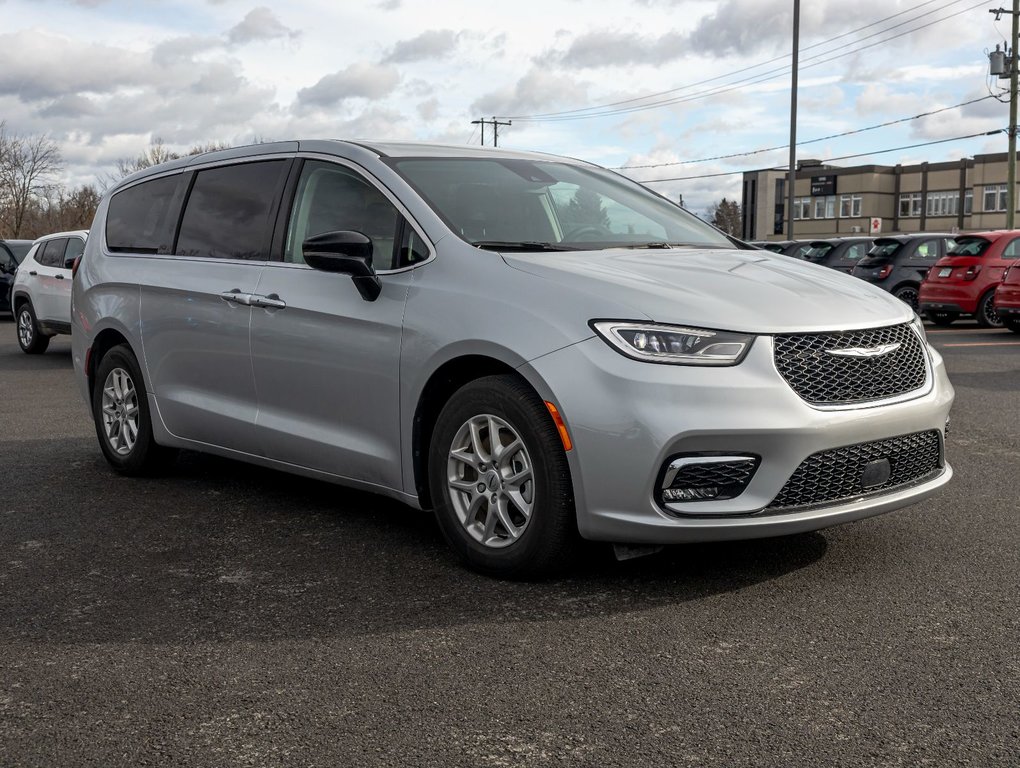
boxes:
[1,240,32,315]
[918,231,1019,327]
[993,261,1020,333]
[72,141,953,578]
[11,230,87,353]
[750,240,792,253]
[801,237,874,274]
[850,234,957,311]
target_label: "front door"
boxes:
[251,159,427,489]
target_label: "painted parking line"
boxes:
[925,327,1007,334]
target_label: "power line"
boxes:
[503,0,984,122]
[505,0,949,121]
[614,95,997,169]
[634,130,1002,184]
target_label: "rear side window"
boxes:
[1002,239,1020,258]
[913,240,941,261]
[38,239,68,268]
[176,161,288,260]
[64,237,85,267]
[844,243,869,260]
[107,175,180,254]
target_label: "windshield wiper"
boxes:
[620,241,674,249]
[471,240,577,252]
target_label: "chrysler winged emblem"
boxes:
[825,342,901,358]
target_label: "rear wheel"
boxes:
[976,291,1003,329]
[428,374,579,579]
[926,311,958,327]
[16,302,49,354]
[92,344,176,475]
[893,284,920,312]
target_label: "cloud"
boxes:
[556,30,685,69]
[383,29,458,64]
[472,67,589,116]
[227,7,299,45]
[417,97,440,122]
[296,63,400,108]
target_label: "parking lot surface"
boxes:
[0,322,1017,767]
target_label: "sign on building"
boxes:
[810,175,836,196]
[870,217,882,235]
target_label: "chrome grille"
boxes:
[773,324,927,405]
[766,430,942,511]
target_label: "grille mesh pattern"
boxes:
[766,430,942,511]
[669,460,757,489]
[773,324,927,404]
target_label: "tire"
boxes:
[892,284,920,312]
[926,311,958,327]
[91,344,176,475]
[15,302,49,354]
[428,374,579,579]
[976,291,1004,329]
[1004,318,1020,334]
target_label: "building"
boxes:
[740,152,1017,242]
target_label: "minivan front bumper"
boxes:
[521,333,954,544]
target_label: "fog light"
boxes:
[658,454,760,506]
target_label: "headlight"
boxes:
[910,313,928,345]
[591,321,755,366]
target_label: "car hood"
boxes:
[502,247,913,334]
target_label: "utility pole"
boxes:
[469,117,512,147]
[991,2,1020,228]
[786,0,800,239]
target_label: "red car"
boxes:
[918,231,1020,327]
[993,261,1020,333]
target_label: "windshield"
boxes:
[389,157,736,251]
[948,237,991,256]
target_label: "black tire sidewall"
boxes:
[91,345,160,474]
[428,375,576,578]
[977,292,1002,328]
[17,303,48,354]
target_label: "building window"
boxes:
[813,195,836,219]
[793,197,811,220]
[898,192,922,217]
[964,189,973,215]
[926,191,959,218]
[839,194,862,218]
[984,184,1008,212]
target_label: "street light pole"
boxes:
[1009,0,1018,228]
[786,0,800,239]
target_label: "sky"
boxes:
[0,0,1011,214]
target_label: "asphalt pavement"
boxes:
[0,320,1017,767]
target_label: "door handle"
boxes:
[219,289,253,306]
[54,274,65,280]
[29,270,37,276]
[250,293,287,310]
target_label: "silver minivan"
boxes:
[72,141,954,577]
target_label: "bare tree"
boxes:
[0,123,64,238]
[107,137,232,187]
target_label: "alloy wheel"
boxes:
[895,286,919,312]
[17,309,33,348]
[101,367,140,456]
[446,413,535,549]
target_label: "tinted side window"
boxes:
[39,239,68,268]
[284,161,402,269]
[0,247,15,272]
[177,161,288,260]
[107,175,180,254]
[845,243,868,260]
[63,237,85,268]
[1002,238,1020,259]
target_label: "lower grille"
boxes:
[766,430,942,511]
[660,455,759,504]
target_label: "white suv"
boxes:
[12,230,87,354]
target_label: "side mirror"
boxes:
[302,231,381,302]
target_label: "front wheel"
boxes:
[91,344,176,475]
[16,303,49,354]
[976,291,1003,328]
[428,374,579,579]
